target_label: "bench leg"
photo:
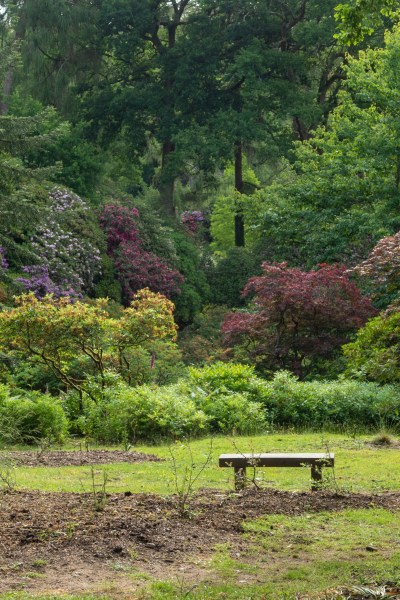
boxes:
[311,465,322,491]
[234,467,246,491]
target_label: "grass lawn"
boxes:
[9,432,400,494]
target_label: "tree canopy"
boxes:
[222,263,376,378]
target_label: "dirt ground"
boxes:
[4,449,162,467]
[1,485,400,596]
[1,449,400,597]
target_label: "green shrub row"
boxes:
[1,362,399,446]
[189,364,400,430]
[70,378,267,444]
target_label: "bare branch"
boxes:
[177,0,191,19]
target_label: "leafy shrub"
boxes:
[107,341,186,386]
[99,204,183,303]
[192,389,267,435]
[343,310,400,384]
[350,225,400,308]
[187,363,268,434]
[188,362,269,404]
[64,362,400,442]
[0,290,177,402]
[188,363,400,431]
[68,367,267,442]
[79,384,208,443]
[222,263,377,378]
[0,384,9,403]
[17,189,102,299]
[0,389,68,444]
[7,358,61,394]
[207,247,259,307]
[170,232,210,325]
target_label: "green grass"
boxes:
[2,433,400,599]
[8,432,400,494]
[196,508,400,599]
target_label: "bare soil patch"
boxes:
[2,449,162,467]
[0,488,399,595]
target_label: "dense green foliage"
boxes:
[343,309,400,384]
[261,370,400,429]
[257,27,400,269]
[0,384,67,445]
[0,291,178,400]
[77,383,208,443]
[188,363,400,430]
[65,373,267,443]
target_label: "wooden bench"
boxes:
[219,453,334,491]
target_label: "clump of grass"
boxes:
[371,433,394,447]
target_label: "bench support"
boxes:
[311,464,323,491]
[234,466,247,491]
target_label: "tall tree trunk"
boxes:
[234,140,245,247]
[159,140,176,218]
[157,22,178,218]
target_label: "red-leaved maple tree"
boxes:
[221,263,377,378]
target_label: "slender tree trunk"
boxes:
[157,23,178,218]
[160,140,176,217]
[234,140,245,247]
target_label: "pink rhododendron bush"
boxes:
[100,204,184,304]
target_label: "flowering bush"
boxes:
[180,210,204,233]
[18,189,102,299]
[99,204,140,251]
[114,243,183,302]
[17,265,82,300]
[100,204,183,303]
[351,230,400,307]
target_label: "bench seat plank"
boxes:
[219,453,334,468]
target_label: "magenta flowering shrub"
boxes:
[115,243,183,300]
[181,210,205,233]
[18,189,102,299]
[100,204,184,303]
[99,204,140,251]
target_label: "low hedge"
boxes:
[70,375,267,443]
[79,384,208,443]
[189,364,400,430]
[262,371,400,429]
